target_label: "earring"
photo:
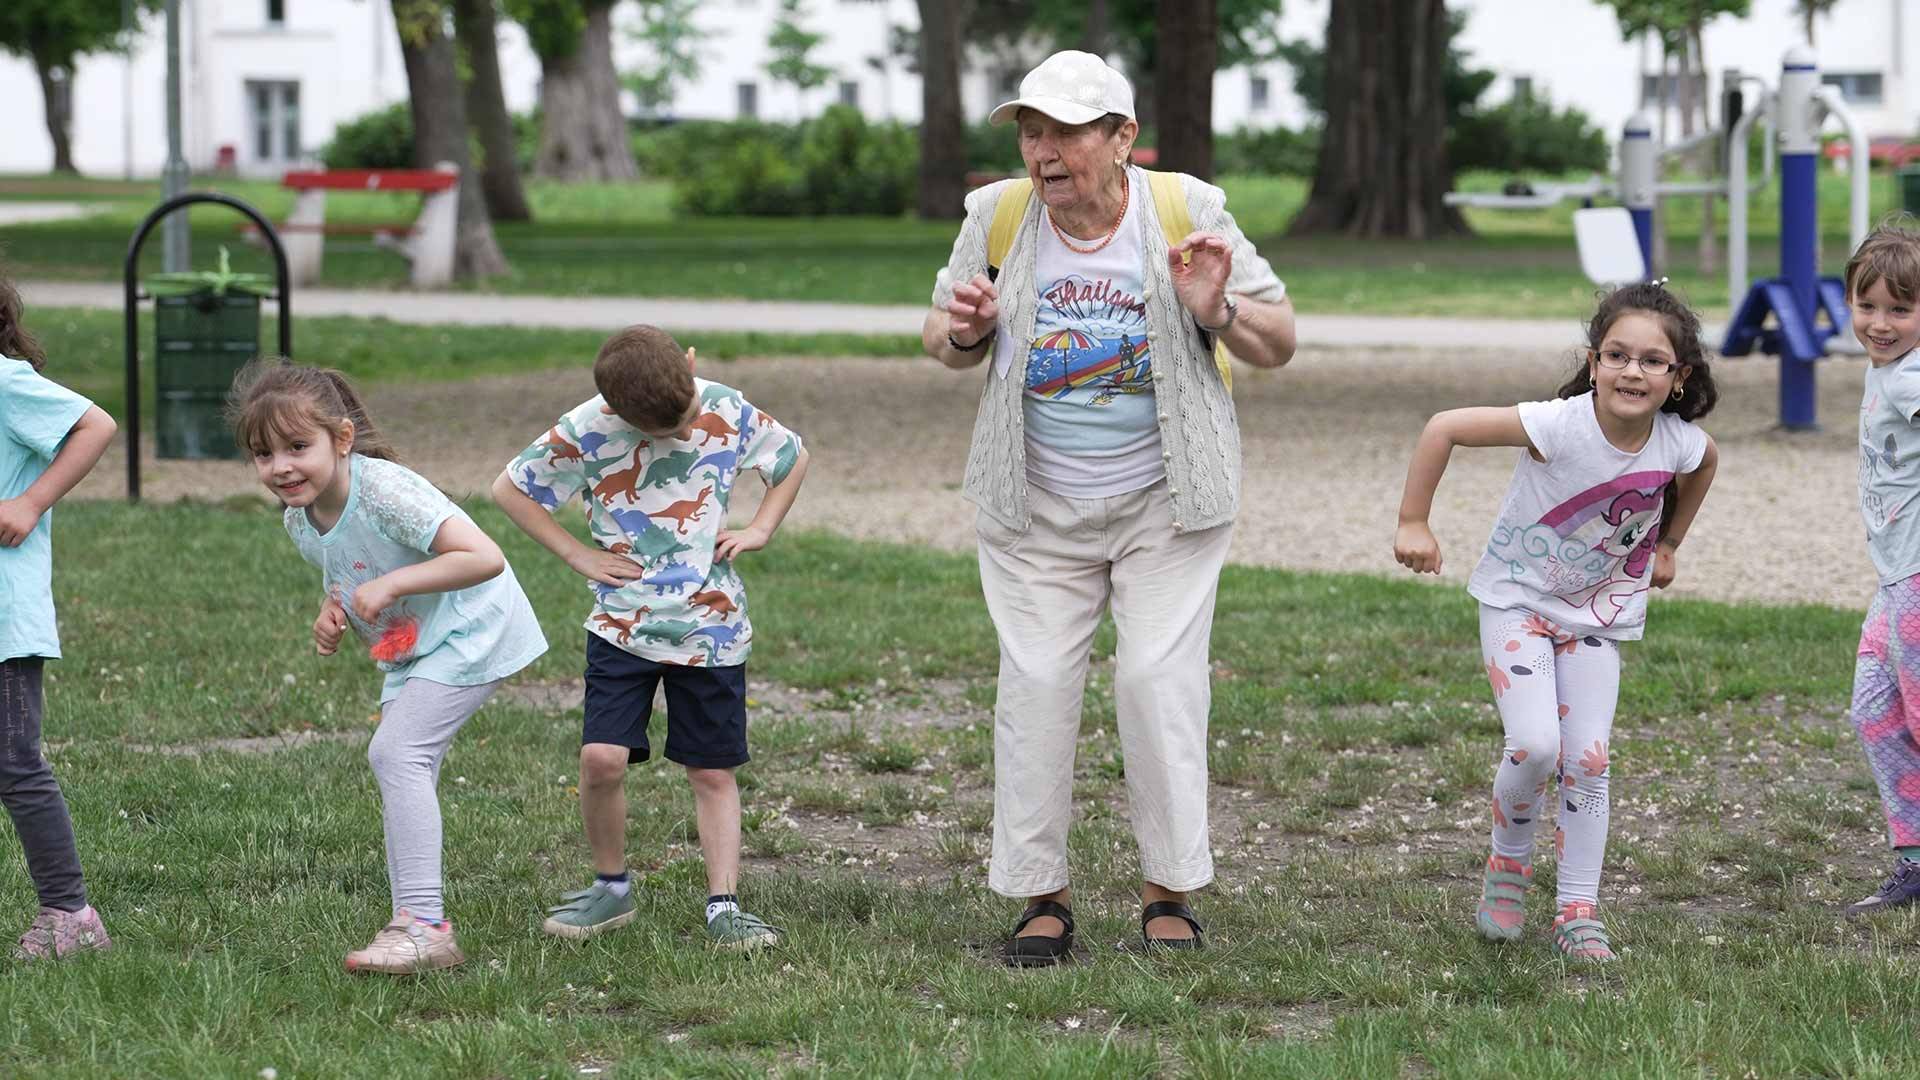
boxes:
[1672,386,1686,400]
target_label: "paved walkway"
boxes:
[20,279,1676,351]
[0,203,97,226]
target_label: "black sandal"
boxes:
[1003,900,1075,968]
[1141,900,1205,951]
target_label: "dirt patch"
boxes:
[114,729,365,757]
[76,346,1881,610]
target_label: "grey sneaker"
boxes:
[542,881,637,940]
[1846,859,1920,917]
[706,908,781,951]
[13,905,111,962]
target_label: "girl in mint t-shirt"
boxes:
[1391,283,1720,962]
[228,360,546,975]
[0,274,118,961]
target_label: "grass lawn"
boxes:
[0,169,1899,320]
[29,307,920,423]
[2,495,1914,1076]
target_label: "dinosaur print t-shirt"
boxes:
[1466,393,1708,641]
[508,379,803,666]
[1859,350,1920,584]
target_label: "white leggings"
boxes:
[1478,605,1620,907]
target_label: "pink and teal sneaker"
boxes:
[1551,902,1617,962]
[1475,855,1532,942]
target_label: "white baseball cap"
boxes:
[988,50,1135,126]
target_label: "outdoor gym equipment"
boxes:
[1445,45,1871,430]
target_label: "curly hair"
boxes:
[1554,281,1718,423]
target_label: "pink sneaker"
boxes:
[1474,855,1532,942]
[344,909,465,975]
[13,905,111,961]
[1551,902,1617,962]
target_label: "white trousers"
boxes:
[976,481,1234,897]
[1478,605,1620,907]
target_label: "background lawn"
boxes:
[1,169,1898,320]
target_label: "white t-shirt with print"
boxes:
[1006,171,1164,499]
[1859,350,1920,584]
[507,379,804,667]
[1466,393,1709,641]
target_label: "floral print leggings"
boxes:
[1479,605,1619,907]
[1850,576,1920,851]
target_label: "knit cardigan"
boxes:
[931,166,1286,534]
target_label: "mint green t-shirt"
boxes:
[285,454,547,702]
[0,358,93,662]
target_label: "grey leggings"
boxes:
[0,658,86,912]
[370,677,499,921]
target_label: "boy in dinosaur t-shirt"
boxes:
[493,324,808,949]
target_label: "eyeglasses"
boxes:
[1591,348,1677,376]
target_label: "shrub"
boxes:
[669,107,915,216]
[1449,97,1608,175]
[320,104,413,169]
[1215,125,1320,176]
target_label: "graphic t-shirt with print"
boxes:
[507,379,803,667]
[1018,171,1163,499]
[1859,350,1920,584]
[286,454,548,703]
[0,358,93,662]
[1466,393,1709,641]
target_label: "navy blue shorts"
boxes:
[582,633,749,768]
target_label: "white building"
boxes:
[0,0,1915,178]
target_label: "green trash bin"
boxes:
[146,249,273,460]
[1901,166,1920,215]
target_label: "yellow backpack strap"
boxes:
[986,178,1033,280]
[1145,170,1232,393]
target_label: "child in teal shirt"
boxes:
[0,274,118,960]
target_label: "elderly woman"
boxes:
[923,50,1296,966]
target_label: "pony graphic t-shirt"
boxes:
[507,380,803,667]
[1019,172,1164,499]
[1466,393,1708,640]
[1858,350,1920,584]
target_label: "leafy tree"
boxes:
[502,0,639,180]
[624,0,703,116]
[0,0,159,173]
[391,0,508,278]
[766,0,833,119]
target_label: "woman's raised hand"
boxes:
[1168,232,1233,327]
[947,273,1001,347]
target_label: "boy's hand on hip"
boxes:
[0,497,43,546]
[314,594,348,656]
[1393,521,1442,574]
[567,547,645,589]
[714,525,770,562]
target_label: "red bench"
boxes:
[258,165,461,288]
[1824,139,1920,169]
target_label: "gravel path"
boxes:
[77,344,1876,611]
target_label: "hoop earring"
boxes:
[1672,386,1685,400]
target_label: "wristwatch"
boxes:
[1197,295,1238,334]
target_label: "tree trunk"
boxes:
[1692,24,1717,275]
[1081,0,1110,56]
[534,1,639,181]
[1154,0,1215,180]
[31,53,75,175]
[452,0,532,221]
[915,0,968,219]
[394,0,509,280]
[1287,0,1466,238]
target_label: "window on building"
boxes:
[246,80,300,164]
[1823,72,1884,105]
[1639,72,1708,107]
[737,81,759,119]
[1250,76,1269,111]
[266,0,285,25]
[1512,76,1533,102]
[839,80,860,108]
[997,70,1020,100]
